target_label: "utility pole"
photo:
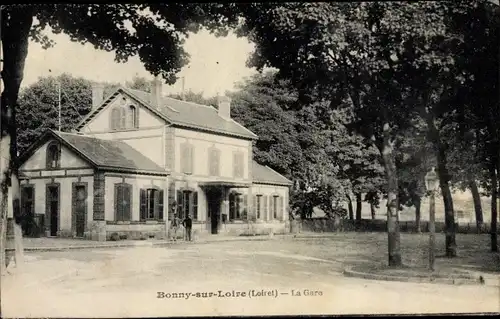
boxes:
[181,76,185,101]
[57,81,61,132]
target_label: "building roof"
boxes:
[126,88,258,140]
[19,130,169,175]
[252,161,293,186]
[76,87,258,140]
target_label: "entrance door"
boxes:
[206,188,221,234]
[47,185,60,237]
[75,185,86,237]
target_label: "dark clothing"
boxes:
[185,227,192,241]
[183,217,192,241]
[182,217,192,228]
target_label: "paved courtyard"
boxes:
[2,233,499,317]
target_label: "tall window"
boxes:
[254,195,262,219]
[208,147,220,176]
[140,188,164,220]
[110,107,121,130]
[115,183,132,221]
[176,190,198,220]
[46,141,61,169]
[272,196,279,219]
[110,105,139,130]
[233,151,244,178]
[128,105,137,128]
[229,192,240,220]
[21,186,35,217]
[181,142,194,174]
[262,195,268,220]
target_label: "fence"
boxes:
[298,218,500,234]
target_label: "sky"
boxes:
[22,28,258,98]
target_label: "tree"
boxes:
[125,75,151,93]
[236,2,462,266]
[16,74,111,153]
[1,3,243,272]
[450,0,500,250]
[168,90,218,107]
[229,71,332,214]
[396,122,434,233]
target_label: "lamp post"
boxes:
[425,167,439,272]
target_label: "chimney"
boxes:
[150,75,162,108]
[91,82,104,109]
[217,95,231,119]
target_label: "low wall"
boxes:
[300,218,500,234]
[189,220,289,236]
[105,221,168,240]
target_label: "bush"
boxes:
[109,232,120,241]
[119,234,128,240]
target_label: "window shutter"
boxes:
[253,195,258,219]
[239,154,244,178]
[189,145,194,174]
[176,190,183,218]
[228,193,234,220]
[114,185,120,221]
[153,190,159,220]
[29,187,35,216]
[278,196,284,220]
[111,108,122,130]
[233,152,244,178]
[123,186,131,221]
[180,144,186,173]
[120,108,127,129]
[242,194,248,220]
[215,150,220,176]
[237,195,243,219]
[192,192,198,220]
[158,190,164,220]
[140,189,147,221]
[263,195,268,221]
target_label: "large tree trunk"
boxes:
[490,162,498,252]
[469,180,483,232]
[370,202,376,220]
[379,124,402,267]
[414,196,421,233]
[346,194,354,220]
[355,193,362,221]
[0,7,34,273]
[426,114,457,257]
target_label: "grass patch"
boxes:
[357,263,476,279]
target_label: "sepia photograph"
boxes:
[0,2,499,317]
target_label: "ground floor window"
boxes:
[176,190,198,220]
[272,196,278,219]
[21,185,35,217]
[115,183,132,221]
[229,192,247,220]
[140,188,164,220]
[271,195,284,220]
[254,195,262,219]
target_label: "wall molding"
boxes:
[105,173,169,181]
[19,174,94,180]
[84,125,166,135]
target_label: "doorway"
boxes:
[47,184,60,237]
[74,185,87,237]
[206,187,222,234]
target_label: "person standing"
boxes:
[171,213,181,242]
[183,214,193,241]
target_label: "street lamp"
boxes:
[424,167,439,272]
